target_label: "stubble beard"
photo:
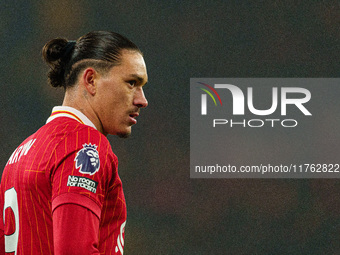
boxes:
[117,131,131,139]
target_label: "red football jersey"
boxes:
[0,106,127,254]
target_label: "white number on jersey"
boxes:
[4,187,19,254]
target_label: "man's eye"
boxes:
[128,80,136,86]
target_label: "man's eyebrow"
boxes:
[129,74,148,85]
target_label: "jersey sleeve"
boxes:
[50,127,117,218]
[53,203,101,254]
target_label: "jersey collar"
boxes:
[46,106,97,130]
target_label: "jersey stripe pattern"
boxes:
[0,106,126,254]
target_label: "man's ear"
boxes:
[81,68,98,96]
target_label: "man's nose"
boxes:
[134,88,148,108]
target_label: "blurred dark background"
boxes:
[1,1,340,254]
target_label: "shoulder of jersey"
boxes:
[73,128,116,175]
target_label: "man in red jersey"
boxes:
[0,31,148,254]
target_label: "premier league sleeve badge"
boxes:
[74,143,100,175]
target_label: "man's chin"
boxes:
[116,131,131,138]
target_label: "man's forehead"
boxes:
[116,51,148,82]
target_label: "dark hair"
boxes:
[42,31,142,88]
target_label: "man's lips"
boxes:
[129,112,139,124]
[129,112,139,118]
